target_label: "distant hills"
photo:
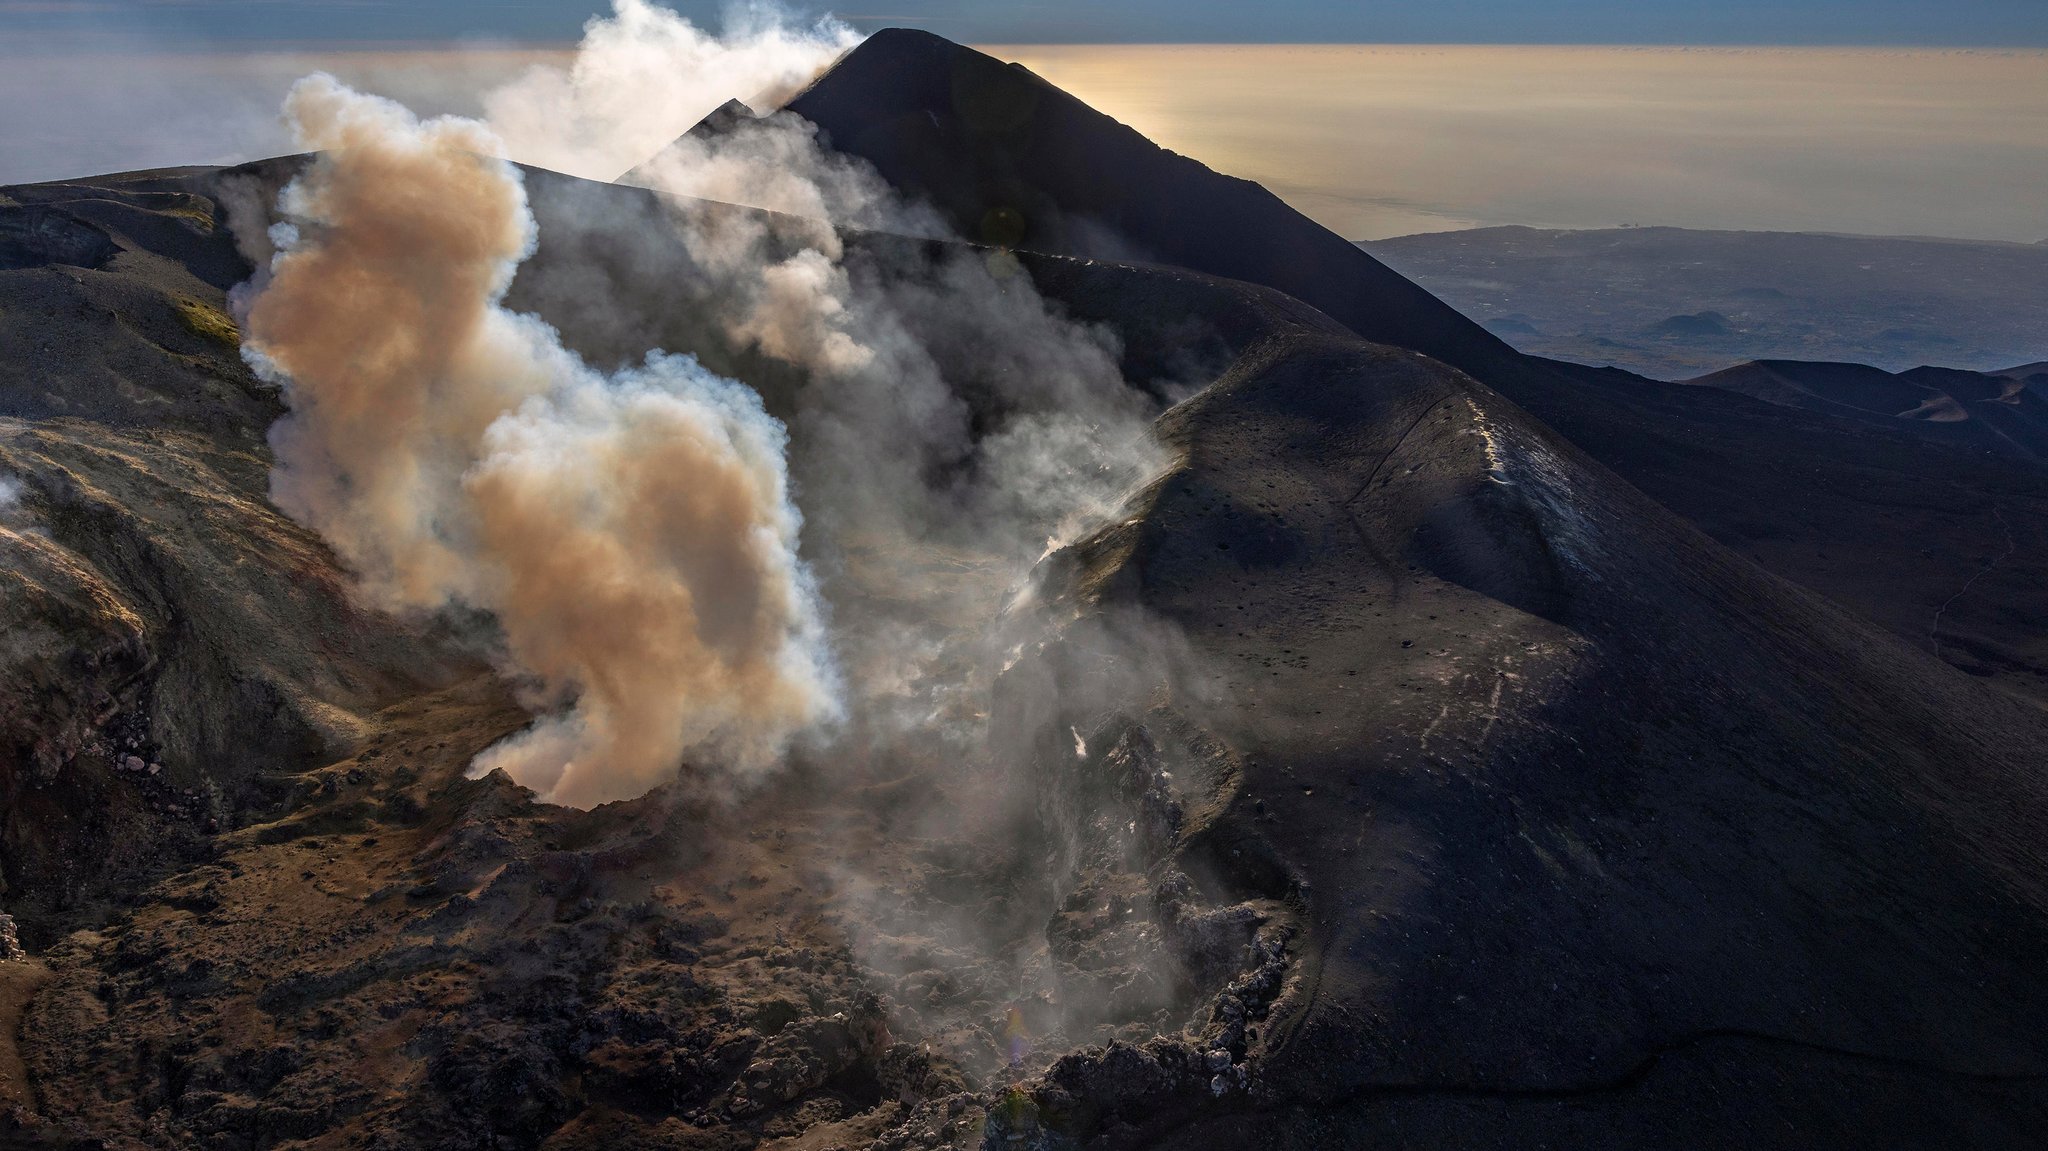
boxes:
[1365,225,2048,378]
[1687,359,2048,462]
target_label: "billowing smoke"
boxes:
[623,108,1167,742]
[238,0,1169,813]
[241,75,839,809]
[227,3,1204,1091]
[483,0,859,182]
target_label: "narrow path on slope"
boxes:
[1930,505,2017,663]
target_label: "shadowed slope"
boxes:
[1688,359,2048,461]
[758,29,2048,710]
[775,28,1518,382]
[995,270,2048,1147]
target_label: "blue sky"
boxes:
[8,0,2048,46]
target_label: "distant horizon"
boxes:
[995,43,2048,242]
[3,37,2044,243]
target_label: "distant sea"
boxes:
[3,41,2043,245]
[987,45,2048,243]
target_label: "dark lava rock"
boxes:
[0,205,117,271]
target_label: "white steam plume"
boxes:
[624,108,1169,735]
[242,75,838,809]
[235,0,1168,801]
[483,0,859,182]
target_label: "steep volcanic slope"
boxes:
[0,168,474,955]
[996,271,2048,1145]
[769,30,2048,709]
[5,160,2044,1151]
[775,29,1520,384]
[1536,359,2048,707]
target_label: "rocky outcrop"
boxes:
[0,204,117,271]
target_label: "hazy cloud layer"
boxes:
[5,36,2044,242]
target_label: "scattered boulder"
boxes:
[727,1001,890,1117]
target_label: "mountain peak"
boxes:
[778,29,1517,377]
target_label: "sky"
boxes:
[5,0,2048,46]
[2,3,2045,241]
[999,44,2048,240]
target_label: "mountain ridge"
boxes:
[748,28,2048,711]
[774,28,1522,382]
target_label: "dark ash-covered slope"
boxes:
[766,30,2048,710]
[776,28,1520,384]
[998,266,2048,1146]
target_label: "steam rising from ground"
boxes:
[240,0,1168,807]
[232,3,1201,1083]
[242,76,837,808]
[484,0,858,182]
[623,107,1166,739]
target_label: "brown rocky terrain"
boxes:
[2,29,2047,1151]
[0,162,1334,1151]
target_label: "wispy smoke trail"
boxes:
[485,0,1168,670]
[483,0,859,182]
[242,75,838,808]
[624,104,1168,740]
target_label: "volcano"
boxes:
[2,28,2046,1151]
